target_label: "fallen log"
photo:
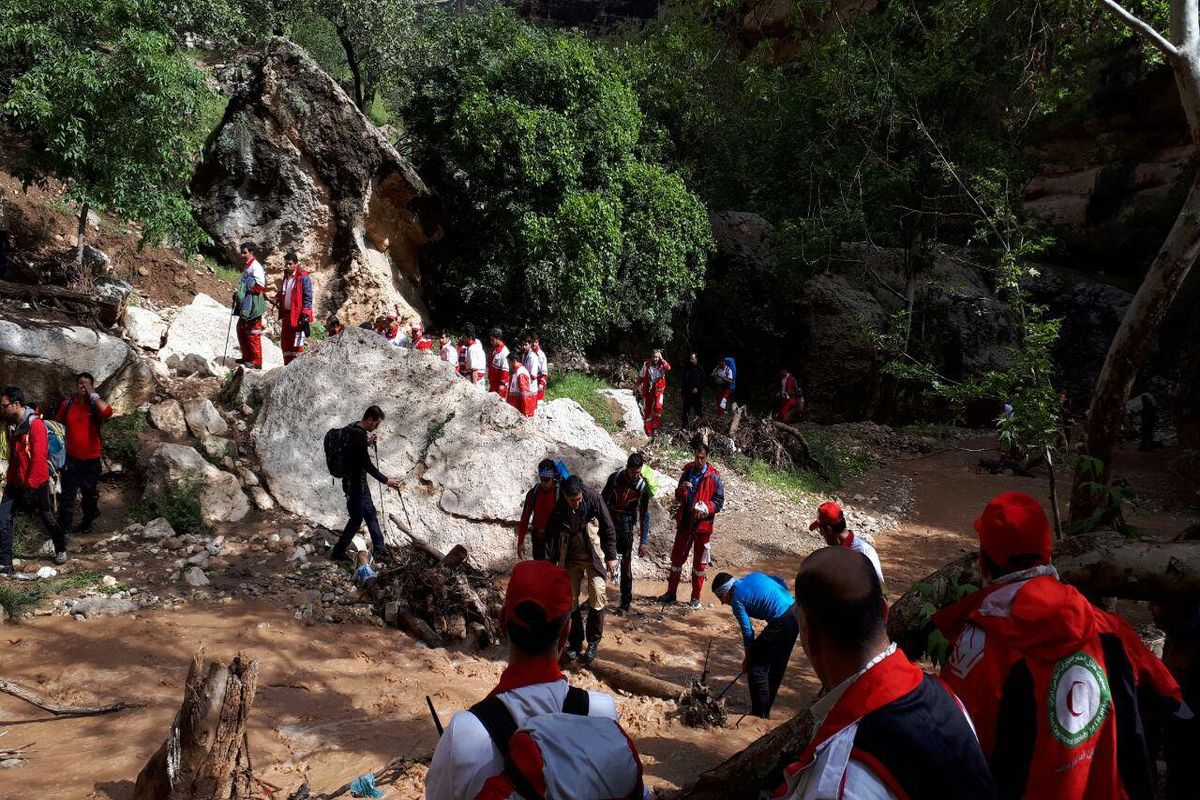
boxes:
[675,707,816,799]
[133,650,260,800]
[0,679,139,717]
[583,660,686,701]
[765,419,830,479]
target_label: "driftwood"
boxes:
[0,278,100,318]
[133,650,260,800]
[0,679,138,717]
[676,707,816,799]
[764,420,830,479]
[583,660,686,701]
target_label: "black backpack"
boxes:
[323,424,354,478]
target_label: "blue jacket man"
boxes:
[713,571,799,718]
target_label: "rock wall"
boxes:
[254,328,668,572]
[192,39,432,326]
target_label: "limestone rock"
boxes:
[192,38,431,326]
[184,566,210,587]
[200,436,233,460]
[598,388,647,441]
[159,293,283,377]
[72,597,138,618]
[125,305,167,350]
[94,275,130,325]
[142,518,176,540]
[144,442,250,525]
[249,486,274,511]
[183,397,230,439]
[148,399,188,439]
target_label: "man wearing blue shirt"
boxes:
[713,571,800,718]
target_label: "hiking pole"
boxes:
[426,695,444,736]
[221,314,234,368]
[714,671,745,702]
[700,638,713,686]
[373,441,388,546]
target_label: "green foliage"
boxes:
[731,456,830,499]
[131,473,207,536]
[1068,455,1139,535]
[908,578,978,665]
[0,0,220,252]
[403,7,712,348]
[545,372,620,431]
[105,413,147,463]
[0,569,102,622]
[308,321,329,341]
[12,516,40,555]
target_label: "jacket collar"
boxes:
[488,658,566,697]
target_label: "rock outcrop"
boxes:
[254,328,665,571]
[144,442,250,526]
[192,38,432,325]
[159,293,283,376]
[125,306,167,351]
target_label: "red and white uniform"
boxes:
[778,372,800,423]
[529,345,549,402]
[235,256,267,368]
[489,342,511,397]
[413,328,433,351]
[276,268,313,365]
[666,460,724,601]
[523,349,546,404]
[637,358,671,437]
[934,565,1187,800]
[441,341,459,366]
[424,660,618,800]
[464,339,487,384]
[507,364,536,417]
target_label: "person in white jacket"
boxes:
[462,323,487,385]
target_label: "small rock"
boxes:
[101,575,118,588]
[186,552,210,567]
[72,597,138,618]
[35,566,57,579]
[148,399,189,439]
[163,537,186,551]
[268,532,281,543]
[200,436,233,460]
[184,566,210,587]
[852,494,866,503]
[237,467,260,488]
[249,486,274,511]
[142,518,176,540]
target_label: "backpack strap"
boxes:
[468,696,547,800]
[562,686,590,716]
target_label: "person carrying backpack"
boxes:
[328,405,402,564]
[54,372,113,535]
[0,386,69,573]
[425,560,645,800]
[234,242,268,369]
[602,452,652,615]
[518,460,560,561]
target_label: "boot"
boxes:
[579,608,604,664]
[567,607,585,659]
[691,571,706,602]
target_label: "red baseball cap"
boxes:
[502,560,573,625]
[974,492,1052,568]
[809,501,844,531]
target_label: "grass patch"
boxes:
[731,456,831,499]
[803,427,876,486]
[13,517,42,556]
[896,421,961,440]
[205,256,241,286]
[105,413,147,463]
[131,474,207,537]
[0,569,102,622]
[545,372,619,432]
[309,321,328,341]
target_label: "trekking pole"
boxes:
[700,638,713,686]
[426,695,444,736]
[714,671,745,702]
[221,314,234,368]
[373,441,388,541]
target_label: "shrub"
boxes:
[131,473,207,536]
[105,413,147,463]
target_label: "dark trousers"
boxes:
[569,607,605,650]
[748,611,800,718]
[682,390,702,428]
[531,537,547,561]
[0,483,68,568]
[614,514,635,607]
[332,479,387,558]
[58,456,101,531]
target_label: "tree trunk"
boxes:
[337,28,366,111]
[75,201,89,267]
[1045,446,1063,540]
[581,660,686,701]
[133,650,260,800]
[675,707,815,800]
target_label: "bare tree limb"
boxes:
[0,679,138,717]
[1099,0,1178,58]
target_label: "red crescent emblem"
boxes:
[1067,680,1087,717]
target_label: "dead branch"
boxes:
[0,679,138,717]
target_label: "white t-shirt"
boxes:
[282,276,295,310]
[425,679,618,800]
[244,257,266,288]
[441,342,458,364]
[523,349,543,380]
[845,532,884,585]
[465,340,487,373]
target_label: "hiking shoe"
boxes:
[565,648,580,662]
[614,603,631,616]
[0,565,13,576]
[579,643,599,665]
[73,523,93,536]
[656,592,677,604]
[689,599,703,610]
[54,551,68,565]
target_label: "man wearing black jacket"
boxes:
[546,475,617,664]
[602,452,652,614]
[330,405,402,563]
[681,352,704,429]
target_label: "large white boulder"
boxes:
[125,305,167,350]
[254,328,662,570]
[144,442,250,526]
[598,388,648,443]
[182,397,230,439]
[159,293,283,377]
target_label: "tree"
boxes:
[1069,0,1200,524]
[403,7,713,348]
[0,0,218,268]
[315,0,414,114]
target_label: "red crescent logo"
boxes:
[1067,680,1087,717]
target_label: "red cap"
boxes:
[502,560,573,626]
[809,501,844,531]
[974,492,1052,568]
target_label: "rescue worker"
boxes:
[712,355,736,417]
[602,452,652,614]
[506,351,536,417]
[411,323,433,352]
[326,314,345,338]
[54,372,113,535]
[659,433,724,609]
[234,242,267,369]
[777,368,802,424]
[637,349,671,440]
[531,334,549,403]
[521,334,546,406]
[545,475,617,665]
[810,501,883,585]
[439,331,458,367]
[377,311,406,348]
[934,491,1191,799]
[424,560,627,800]
[462,324,486,385]
[487,327,510,397]
[517,459,560,561]
[681,352,703,429]
[329,405,403,563]
[0,386,69,572]
[775,547,997,798]
[712,571,799,719]
[275,251,313,365]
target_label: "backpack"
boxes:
[323,425,354,479]
[639,464,658,496]
[44,419,67,474]
[554,459,570,480]
[469,688,645,800]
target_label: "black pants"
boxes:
[531,537,547,561]
[58,456,102,531]
[332,479,387,559]
[614,514,635,607]
[569,607,605,650]
[682,391,702,428]
[0,483,68,568]
[748,611,800,718]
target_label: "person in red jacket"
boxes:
[487,327,510,397]
[54,372,113,535]
[411,323,433,351]
[637,349,671,440]
[275,251,313,365]
[505,352,536,417]
[777,368,802,423]
[934,491,1192,799]
[517,459,560,561]
[1,386,68,572]
[659,433,724,608]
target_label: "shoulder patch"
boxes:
[1047,652,1111,747]
[947,624,986,679]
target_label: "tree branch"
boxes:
[1100,0,1178,58]
[0,679,138,717]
